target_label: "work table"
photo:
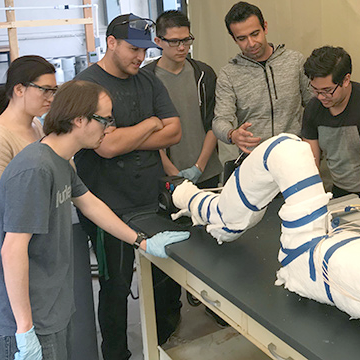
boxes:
[127,198,360,360]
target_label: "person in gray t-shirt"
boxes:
[302,46,360,198]
[144,9,228,328]
[144,10,222,188]
[0,80,189,360]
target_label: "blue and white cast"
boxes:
[172,133,360,319]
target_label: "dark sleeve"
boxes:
[148,72,179,120]
[3,169,51,234]
[203,64,217,132]
[301,98,320,140]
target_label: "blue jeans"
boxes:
[0,321,72,360]
[0,334,17,360]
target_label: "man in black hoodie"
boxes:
[144,10,222,188]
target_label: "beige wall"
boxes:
[188,0,360,81]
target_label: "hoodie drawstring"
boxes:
[197,71,205,107]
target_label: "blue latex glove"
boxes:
[15,326,42,360]
[146,231,190,258]
[178,165,202,183]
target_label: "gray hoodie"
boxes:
[213,44,312,145]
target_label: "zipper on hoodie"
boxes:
[263,68,275,136]
[269,66,278,99]
[202,83,206,119]
[239,55,276,136]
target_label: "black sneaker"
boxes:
[205,307,229,328]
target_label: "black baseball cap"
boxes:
[106,13,158,49]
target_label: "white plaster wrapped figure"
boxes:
[171,133,360,319]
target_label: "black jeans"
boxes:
[78,213,181,360]
[37,321,73,360]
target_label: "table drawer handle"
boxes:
[268,343,293,360]
[200,290,221,307]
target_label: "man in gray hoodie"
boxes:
[213,1,312,153]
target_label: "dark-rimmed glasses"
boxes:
[28,82,58,99]
[310,83,340,98]
[158,33,195,47]
[92,114,115,129]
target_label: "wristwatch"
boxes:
[133,232,147,249]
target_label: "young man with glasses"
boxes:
[0,80,189,360]
[302,46,360,198]
[74,13,183,360]
[212,1,312,154]
[144,10,222,188]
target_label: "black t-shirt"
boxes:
[258,60,267,67]
[257,44,273,67]
[74,65,178,214]
[302,81,360,192]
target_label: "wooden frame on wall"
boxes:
[1,0,96,63]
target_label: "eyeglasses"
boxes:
[310,83,340,98]
[158,33,195,47]
[92,114,115,129]
[28,82,58,99]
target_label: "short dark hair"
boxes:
[156,10,190,37]
[44,80,111,135]
[0,55,55,114]
[304,46,352,85]
[225,2,265,37]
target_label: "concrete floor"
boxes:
[91,248,271,360]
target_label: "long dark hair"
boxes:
[0,55,55,114]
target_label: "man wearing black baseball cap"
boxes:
[106,13,159,49]
[75,13,182,360]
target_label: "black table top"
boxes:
[127,199,360,360]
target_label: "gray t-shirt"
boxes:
[0,141,88,336]
[302,82,360,192]
[155,62,222,182]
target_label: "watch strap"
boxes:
[133,232,147,249]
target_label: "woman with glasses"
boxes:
[0,55,57,177]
